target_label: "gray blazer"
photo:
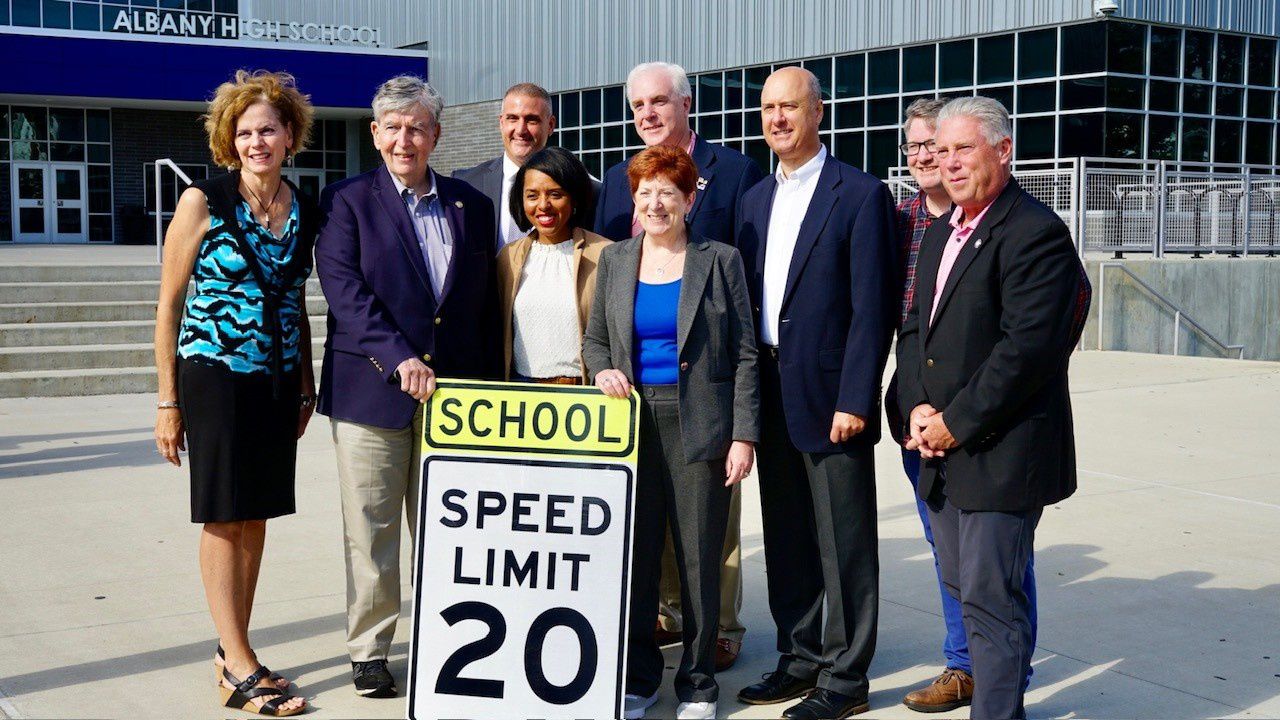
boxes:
[583,236,760,463]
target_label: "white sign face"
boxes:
[408,456,635,719]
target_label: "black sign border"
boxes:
[407,455,635,720]
[422,381,639,458]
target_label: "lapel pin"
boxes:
[974,238,983,248]
[696,177,708,191]
[454,200,464,208]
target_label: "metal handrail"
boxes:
[1096,262,1246,359]
[153,159,194,264]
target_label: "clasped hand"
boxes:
[905,404,957,458]
[396,357,437,402]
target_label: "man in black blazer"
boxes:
[896,97,1087,719]
[735,67,898,720]
[452,83,561,253]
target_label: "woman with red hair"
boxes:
[583,145,759,720]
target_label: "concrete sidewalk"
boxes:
[0,351,1277,718]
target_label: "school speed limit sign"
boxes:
[407,380,639,719]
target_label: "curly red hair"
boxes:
[203,69,314,169]
[627,145,698,196]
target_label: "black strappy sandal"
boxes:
[215,645,289,689]
[219,665,305,716]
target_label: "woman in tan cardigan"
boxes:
[498,146,611,383]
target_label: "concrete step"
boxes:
[0,264,160,283]
[0,359,326,398]
[0,339,328,372]
[0,296,327,324]
[0,316,327,347]
[0,278,323,304]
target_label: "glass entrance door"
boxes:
[10,162,89,243]
[282,168,325,203]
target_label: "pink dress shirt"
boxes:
[929,199,996,327]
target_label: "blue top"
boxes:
[634,279,681,385]
[178,199,307,375]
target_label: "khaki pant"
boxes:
[657,481,745,643]
[332,408,423,661]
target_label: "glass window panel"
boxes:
[724,112,742,139]
[866,128,898,178]
[698,74,723,114]
[977,34,1015,84]
[1107,77,1144,110]
[1217,34,1244,84]
[12,141,47,161]
[1247,89,1274,119]
[0,140,7,160]
[89,167,112,213]
[558,129,579,152]
[72,1,99,29]
[1107,21,1146,74]
[803,58,832,100]
[1181,117,1211,161]
[581,126,600,151]
[834,54,865,98]
[0,109,7,140]
[868,97,899,127]
[1183,31,1213,81]
[49,108,84,142]
[602,150,624,172]
[1017,82,1055,114]
[1246,122,1272,165]
[17,167,44,199]
[745,139,772,174]
[902,44,936,92]
[625,123,641,147]
[0,0,8,23]
[1214,119,1242,163]
[326,171,345,187]
[1150,80,1179,112]
[13,0,41,26]
[603,86,624,123]
[19,207,45,234]
[159,0,184,8]
[868,50,899,95]
[581,88,601,126]
[746,65,770,107]
[293,150,323,169]
[1148,114,1179,159]
[1216,86,1243,116]
[603,124,623,149]
[188,0,212,10]
[325,120,346,151]
[42,0,71,28]
[977,85,1013,114]
[834,132,864,168]
[50,142,84,161]
[1183,84,1212,114]
[1248,38,1277,87]
[1059,113,1103,157]
[698,114,722,141]
[835,101,863,130]
[939,40,974,88]
[559,93,579,128]
[1150,26,1181,78]
[819,102,832,132]
[581,152,601,179]
[57,208,82,234]
[11,106,48,142]
[1106,112,1142,158]
[548,94,559,124]
[86,109,110,143]
[325,152,346,171]
[1061,22,1105,75]
[724,70,743,111]
[214,0,237,13]
[746,109,763,137]
[89,215,112,242]
[1016,116,1055,160]
[1018,28,1056,79]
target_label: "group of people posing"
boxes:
[153,58,1089,720]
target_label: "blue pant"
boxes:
[902,449,1037,682]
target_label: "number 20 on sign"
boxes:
[407,380,639,719]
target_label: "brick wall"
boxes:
[431,99,503,175]
[111,108,211,244]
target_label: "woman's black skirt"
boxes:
[178,357,300,523]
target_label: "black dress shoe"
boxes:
[737,671,816,705]
[783,688,870,719]
[352,659,396,698]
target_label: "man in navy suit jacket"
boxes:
[594,62,764,247]
[314,76,499,699]
[594,61,766,672]
[735,68,898,720]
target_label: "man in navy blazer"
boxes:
[595,60,765,672]
[315,75,499,699]
[735,68,898,720]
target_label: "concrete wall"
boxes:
[1084,257,1280,360]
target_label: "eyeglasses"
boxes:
[898,140,935,157]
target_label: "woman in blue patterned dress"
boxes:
[154,70,316,716]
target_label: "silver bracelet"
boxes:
[157,400,180,409]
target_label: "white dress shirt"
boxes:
[760,145,827,346]
[511,239,581,378]
[499,153,524,250]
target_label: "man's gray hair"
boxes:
[936,96,1011,145]
[902,97,948,136]
[626,62,692,102]
[372,75,444,126]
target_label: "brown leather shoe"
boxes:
[902,668,973,712]
[654,619,682,647]
[714,638,741,672]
